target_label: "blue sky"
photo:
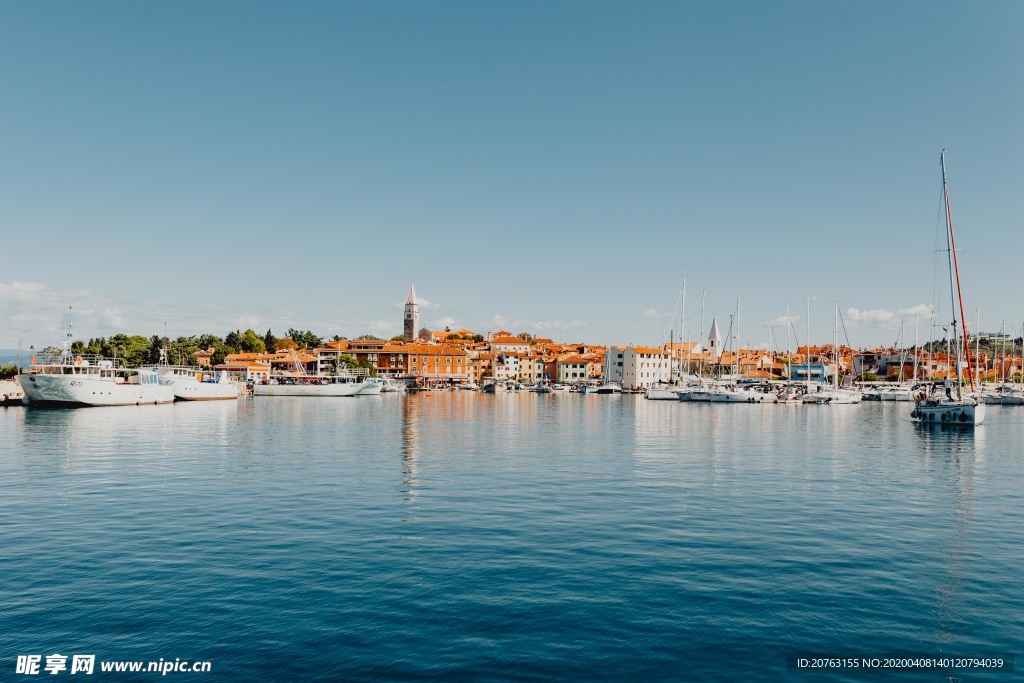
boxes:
[2,1,1022,350]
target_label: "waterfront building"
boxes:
[489,334,532,355]
[405,343,469,384]
[604,346,672,389]
[194,348,214,368]
[517,355,546,383]
[492,353,519,381]
[556,356,590,383]
[317,340,410,377]
[215,354,272,382]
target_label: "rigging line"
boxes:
[837,307,855,352]
[942,152,976,392]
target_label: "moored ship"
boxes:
[156,366,239,401]
[18,354,174,407]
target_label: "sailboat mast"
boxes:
[806,294,811,392]
[833,301,839,389]
[735,293,741,379]
[699,289,706,378]
[681,276,687,381]
[913,315,919,380]
[941,149,975,393]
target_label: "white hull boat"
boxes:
[157,367,238,401]
[801,388,863,404]
[911,396,985,426]
[253,376,366,397]
[645,383,685,400]
[18,359,173,407]
[907,152,983,428]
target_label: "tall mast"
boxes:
[699,289,706,378]
[941,149,975,393]
[786,304,792,381]
[913,314,919,380]
[833,301,839,389]
[806,294,811,392]
[735,293,741,379]
[681,275,687,380]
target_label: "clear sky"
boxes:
[2,1,1022,350]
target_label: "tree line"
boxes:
[33,328,329,368]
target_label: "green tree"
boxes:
[517,332,535,344]
[239,329,266,354]
[356,334,380,340]
[286,328,322,349]
[263,329,277,354]
[276,338,297,351]
[224,330,243,352]
[0,364,17,379]
[211,343,232,367]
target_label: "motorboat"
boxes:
[156,367,238,401]
[18,354,174,407]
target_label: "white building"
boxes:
[604,346,673,389]
[557,356,590,383]
[493,353,520,381]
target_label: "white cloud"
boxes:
[0,280,295,347]
[897,304,932,318]
[535,320,587,332]
[395,297,440,309]
[434,316,456,329]
[845,304,931,329]
[0,281,46,302]
[366,320,399,337]
[845,308,896,325]
[488,314,587,334]
[767,315,800,326]
[641,308,666,318]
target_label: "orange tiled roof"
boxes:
[490,335,530,345]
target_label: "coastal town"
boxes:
[5,282,1021,403]
[125,283,1024,392]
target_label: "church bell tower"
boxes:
[404,283,419,343]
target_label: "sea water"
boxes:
[2,394,1022,681]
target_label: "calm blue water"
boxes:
[2,394,1022,681]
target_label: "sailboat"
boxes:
[801,302,862,404]
[910,150,985,426]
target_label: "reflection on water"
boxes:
[1,395,1022,681]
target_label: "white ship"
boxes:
[156,367,239,401]
[18,355,174,407]
[252,374,368,397]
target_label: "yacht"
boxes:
[355,378,384,395]
[688,381,778,403]
[910,152,984,427]
[18,354,174,407]
[379,378,407,393]
[156,367,238,401]
[253,373,369,397]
